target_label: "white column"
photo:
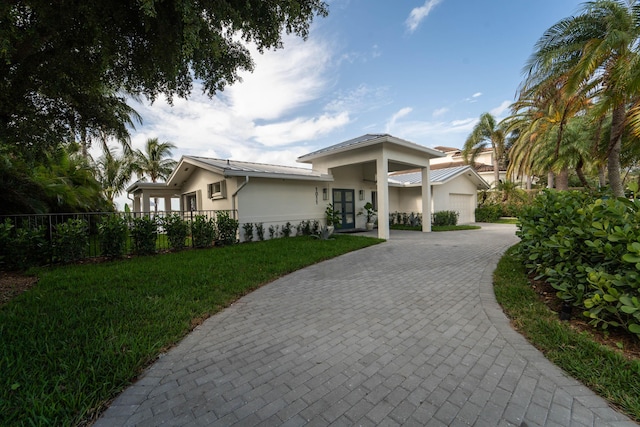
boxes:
[164,196,172,212]
[422,166,432,232]
[142,194,151,213]
[376,152,390,240]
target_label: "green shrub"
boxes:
[282,222,292,237]
[517,189,640,338]
[130,216,157,255]
[268,224,278,239]
[475,203,502,222]
[256,222,265,241]
[98,215,128,258]
[242,222,254,242]
[53,219,89,263]
[0,219,49,270]
[163,214,189,251]
[432,210,458,226]
[191,215,216,248]
[216,211,238,246]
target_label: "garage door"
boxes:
[449,193,474,224]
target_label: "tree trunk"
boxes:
[493,155,500,188]
[556,167,569,191]
[526,175,532,190]
[598,165,606,189]
[547,171,555,189]
[576,158,591,189]
[608,105,625,197]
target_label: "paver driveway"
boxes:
[95,224,637,426]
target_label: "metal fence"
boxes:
[0,210,237,262]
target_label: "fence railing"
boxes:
[0,210,237,269]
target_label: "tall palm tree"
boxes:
[462,112,506,186]
[526,0,640,196]
[132,138,177,212]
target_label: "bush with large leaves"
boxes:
[517,188,640,337]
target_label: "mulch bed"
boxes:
[531,279,640,361]
[0,272,38,306]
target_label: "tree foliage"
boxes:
[0,0,328,155]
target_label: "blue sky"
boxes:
[122,0,585,175]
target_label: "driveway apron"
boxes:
[95,224,637,427]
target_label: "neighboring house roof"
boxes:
[388,165,490,189]
[297,133,445,163]
[433,146,460,153]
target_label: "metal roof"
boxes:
[388,165,490,189]
[297,133,444,163]
[184,156,330,179]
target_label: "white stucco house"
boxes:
[127,134,489,240]
[431,146,508,188]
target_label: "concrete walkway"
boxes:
[95,224,637,427]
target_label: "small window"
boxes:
[208,180,227,199]
[371,191,378,211]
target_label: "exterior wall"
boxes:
[327,165,378,229]
[390,176,479,224]
[236,177,326,240]
[180,168,236,211]
[432,177,479,223]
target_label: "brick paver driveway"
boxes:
[95,224,637,426]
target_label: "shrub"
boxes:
[310,220,319,235]
[216,211,238,246]
[242,222,254,242]
[99,215,128,258]
[130,216,157,255]
[256,222,265,241]
[517,188,640,338]
[432,210,458,226]
[282,222,292,237]
[300,220,312,236]
[191,215,216,248]
[163,214,189,251]
[53,219,89,263]
[268,225,278,239]
[0,219,48,270]
[475,203,502,222]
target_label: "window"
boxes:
[371,191,378,211]
[208,180,227,199]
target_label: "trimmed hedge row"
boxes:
[517,188,640,338]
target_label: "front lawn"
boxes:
[0,235,382,426]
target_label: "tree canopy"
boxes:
[0,0,329,155]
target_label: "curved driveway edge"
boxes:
[95,224,637,427]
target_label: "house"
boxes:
[127,134,489,240]
[431,146,508,188]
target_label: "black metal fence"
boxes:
[0,210,237,268]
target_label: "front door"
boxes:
[333,189,355,229]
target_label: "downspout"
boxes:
[231,176,250,219]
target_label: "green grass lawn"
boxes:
[390,224,481,231]
[0,235,382,426]
[494,245,640,422]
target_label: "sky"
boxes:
[112,0,586,208]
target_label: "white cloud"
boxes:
[386,116,478,148]
[224,35,332,120]
[432,107,449,117]
[405,0,443,33]
[254,112,350,147]
[472,92,482,98]
[490,100,512,117]
[385,107,413,133]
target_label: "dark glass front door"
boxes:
[333,189,355,229]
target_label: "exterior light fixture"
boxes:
[322,188,328,200]
[359,189,364,200]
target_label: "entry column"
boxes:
[421,166,432,232]
[376,153,390,240]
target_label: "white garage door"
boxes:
[449,193,474,224]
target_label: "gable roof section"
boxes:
[166,156,333,186]
[297,133,445,163]
[388,165,490,189]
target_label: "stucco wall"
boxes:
[432,177,478,223]
[329,165,378,229]
[180,168,236,211]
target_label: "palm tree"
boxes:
[526,0,640,196]
[132,138,177,212]
[462,113,506,186]
[94,147,134,208]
